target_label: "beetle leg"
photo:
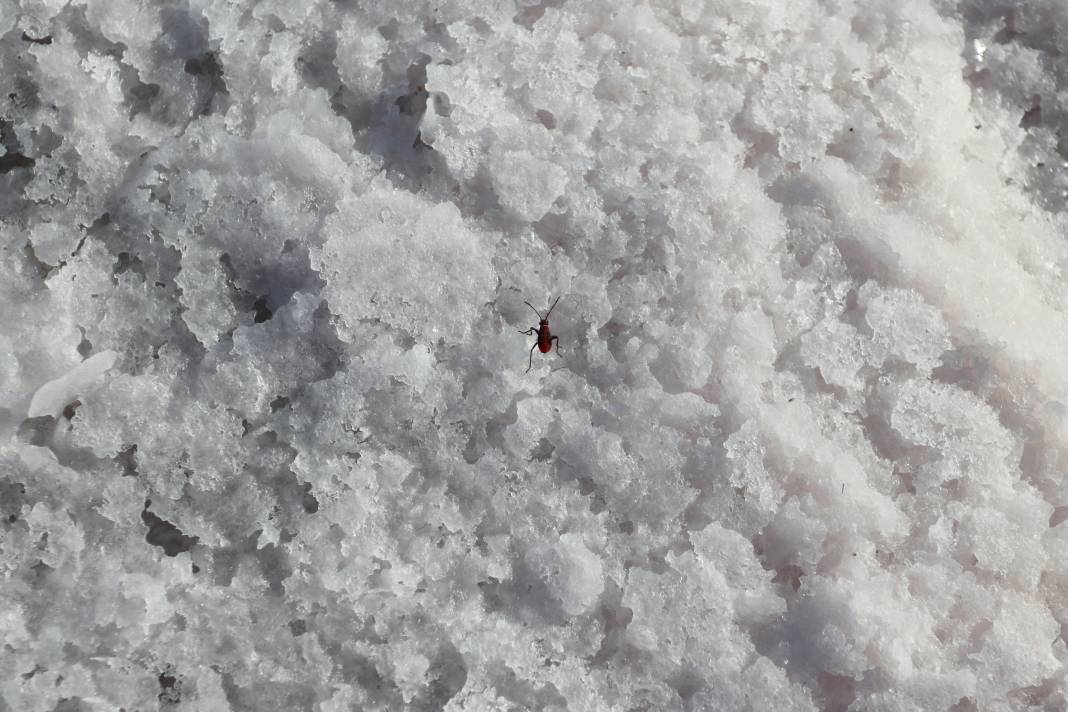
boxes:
[551,335,561,357]
[527,341,538,372]
[518,327,538,335]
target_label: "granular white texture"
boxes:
[2,0,1068,710]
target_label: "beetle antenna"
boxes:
[544,295,562,319]
[524,301,544,320]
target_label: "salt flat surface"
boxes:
[3,0,1068,710]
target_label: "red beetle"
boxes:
[519,296,562,372]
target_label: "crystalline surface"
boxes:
[3,0,1068,710]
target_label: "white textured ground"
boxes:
[3,1,1068,710]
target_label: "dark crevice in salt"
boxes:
[125,80,160,120]
[301,483,319,514]
[157,670,180,704]
[395,83,428,118]
[211,544,242,586]
[535,108,556,129]
[297,32,375,137]
[76,330,93,358]
[817,671,857,712]
[22,664,45,680]
[141,0,227,119]
[62,4,125,59]
[22,241,54,278]
[0,118,20,153]
[5,73,40,114]
[0,151,35,174]
[30,560,53,588]
[305,37,451,194]
[1050,505,1068,528]
[209,528,295,596]
[316,639,402,707]
[589,579,631,667]
[71,213,111,259]
[20,32,53,45]
[577,476,608,514]
[252,296,273,324]
[513,0,566,29]
[410,642,468,712]
[377,19,399,39]
[667,668,704,701]
[183,52,229,117]
[252,296,273,323]
[18,415,57,447]
[1016,661,1068,707]
[1020,100,1042,129]
[480,664,565,711]
[61,400,81,421]
[771,564,805,592]
[530,437,555,462]
[1,480,27,525]
[116,445,139,477]
[432,91,452,118]
[141,500,198,557]
[257,541,292,596]
[216,250,317,332]
[299,30,378,138]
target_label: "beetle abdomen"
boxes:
[538,324,552,352]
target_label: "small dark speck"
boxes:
[788,397,795,402]
[848,127,854,132]
[8,514,16,523]
[975,123,982,129]
[191,564,200,574]
[288,619,307,637]
[1037,162,1046,168]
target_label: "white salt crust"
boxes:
[3,0,1068,710]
